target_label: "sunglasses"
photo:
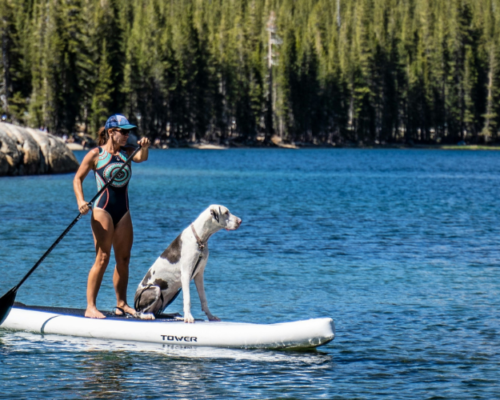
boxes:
[112,128,130,135]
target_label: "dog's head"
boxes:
[209,205,242,231]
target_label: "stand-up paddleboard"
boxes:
[1,303,334,349]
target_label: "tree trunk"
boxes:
[482,48,496,141]
[1,9,12,113]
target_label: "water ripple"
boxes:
[0,149,499,399]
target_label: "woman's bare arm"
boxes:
[130,137,150,163]
[73,148,99,214]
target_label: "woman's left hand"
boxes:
[133,137,150,162]
[137,138,150,148]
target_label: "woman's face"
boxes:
[110,128,129,146]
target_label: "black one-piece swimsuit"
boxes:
[94,147,132,226]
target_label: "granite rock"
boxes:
[0,123,79,176]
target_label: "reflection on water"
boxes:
[0,330,334,399]
[80,352,133,397]
[2,331,331,363]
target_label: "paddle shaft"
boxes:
[12,145,142,291]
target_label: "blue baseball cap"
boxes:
[105,114,137,130]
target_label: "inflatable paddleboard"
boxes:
[0,304,335,349]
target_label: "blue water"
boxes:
[0,149,499,399]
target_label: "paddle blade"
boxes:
[0,287,17,326]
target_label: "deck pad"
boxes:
[13,302,183,322]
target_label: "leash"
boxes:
[190,224,206,279]
[190,224,205,250]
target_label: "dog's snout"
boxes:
[227,217,242,231]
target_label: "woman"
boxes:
[73,114,150,318]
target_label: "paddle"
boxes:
[0,144,142,325]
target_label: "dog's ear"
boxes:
[210,208,219,223]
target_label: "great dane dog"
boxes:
[134,205,242,322]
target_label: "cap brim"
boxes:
[118,124,137,130]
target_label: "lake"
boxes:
[0,149,499,399]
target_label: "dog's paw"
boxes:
[208,315,220,322]
[184,313,195,323]
[137,312,155,320]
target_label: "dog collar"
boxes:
[190,224,205,250]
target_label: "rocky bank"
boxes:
[0,123,79,176]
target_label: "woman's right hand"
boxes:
[74,148,99,217]
[78,200,91,215]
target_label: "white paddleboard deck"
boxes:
[1,304,335,349]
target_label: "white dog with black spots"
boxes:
[134,205,242,322]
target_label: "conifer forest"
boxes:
[1,0,500,145]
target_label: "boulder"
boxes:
[0,122,79,176]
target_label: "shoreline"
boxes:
[69,144,500,151]
[113,144,500,151]
[63,133,500,152]
[68,141,500,151]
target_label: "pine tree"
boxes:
[90,40,113,133]
[0,0,498,144]
[0,0,15,117]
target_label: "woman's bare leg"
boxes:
[86,208,114,318]
[112,211,135,315]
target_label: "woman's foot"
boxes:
[85,307,106,319]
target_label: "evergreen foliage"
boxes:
[0,0,499,145]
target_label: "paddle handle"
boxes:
[14,145,142,291]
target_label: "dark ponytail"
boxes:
[97,127,108,146]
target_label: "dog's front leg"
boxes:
[181,271,195,323]
[194,270,220,321]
